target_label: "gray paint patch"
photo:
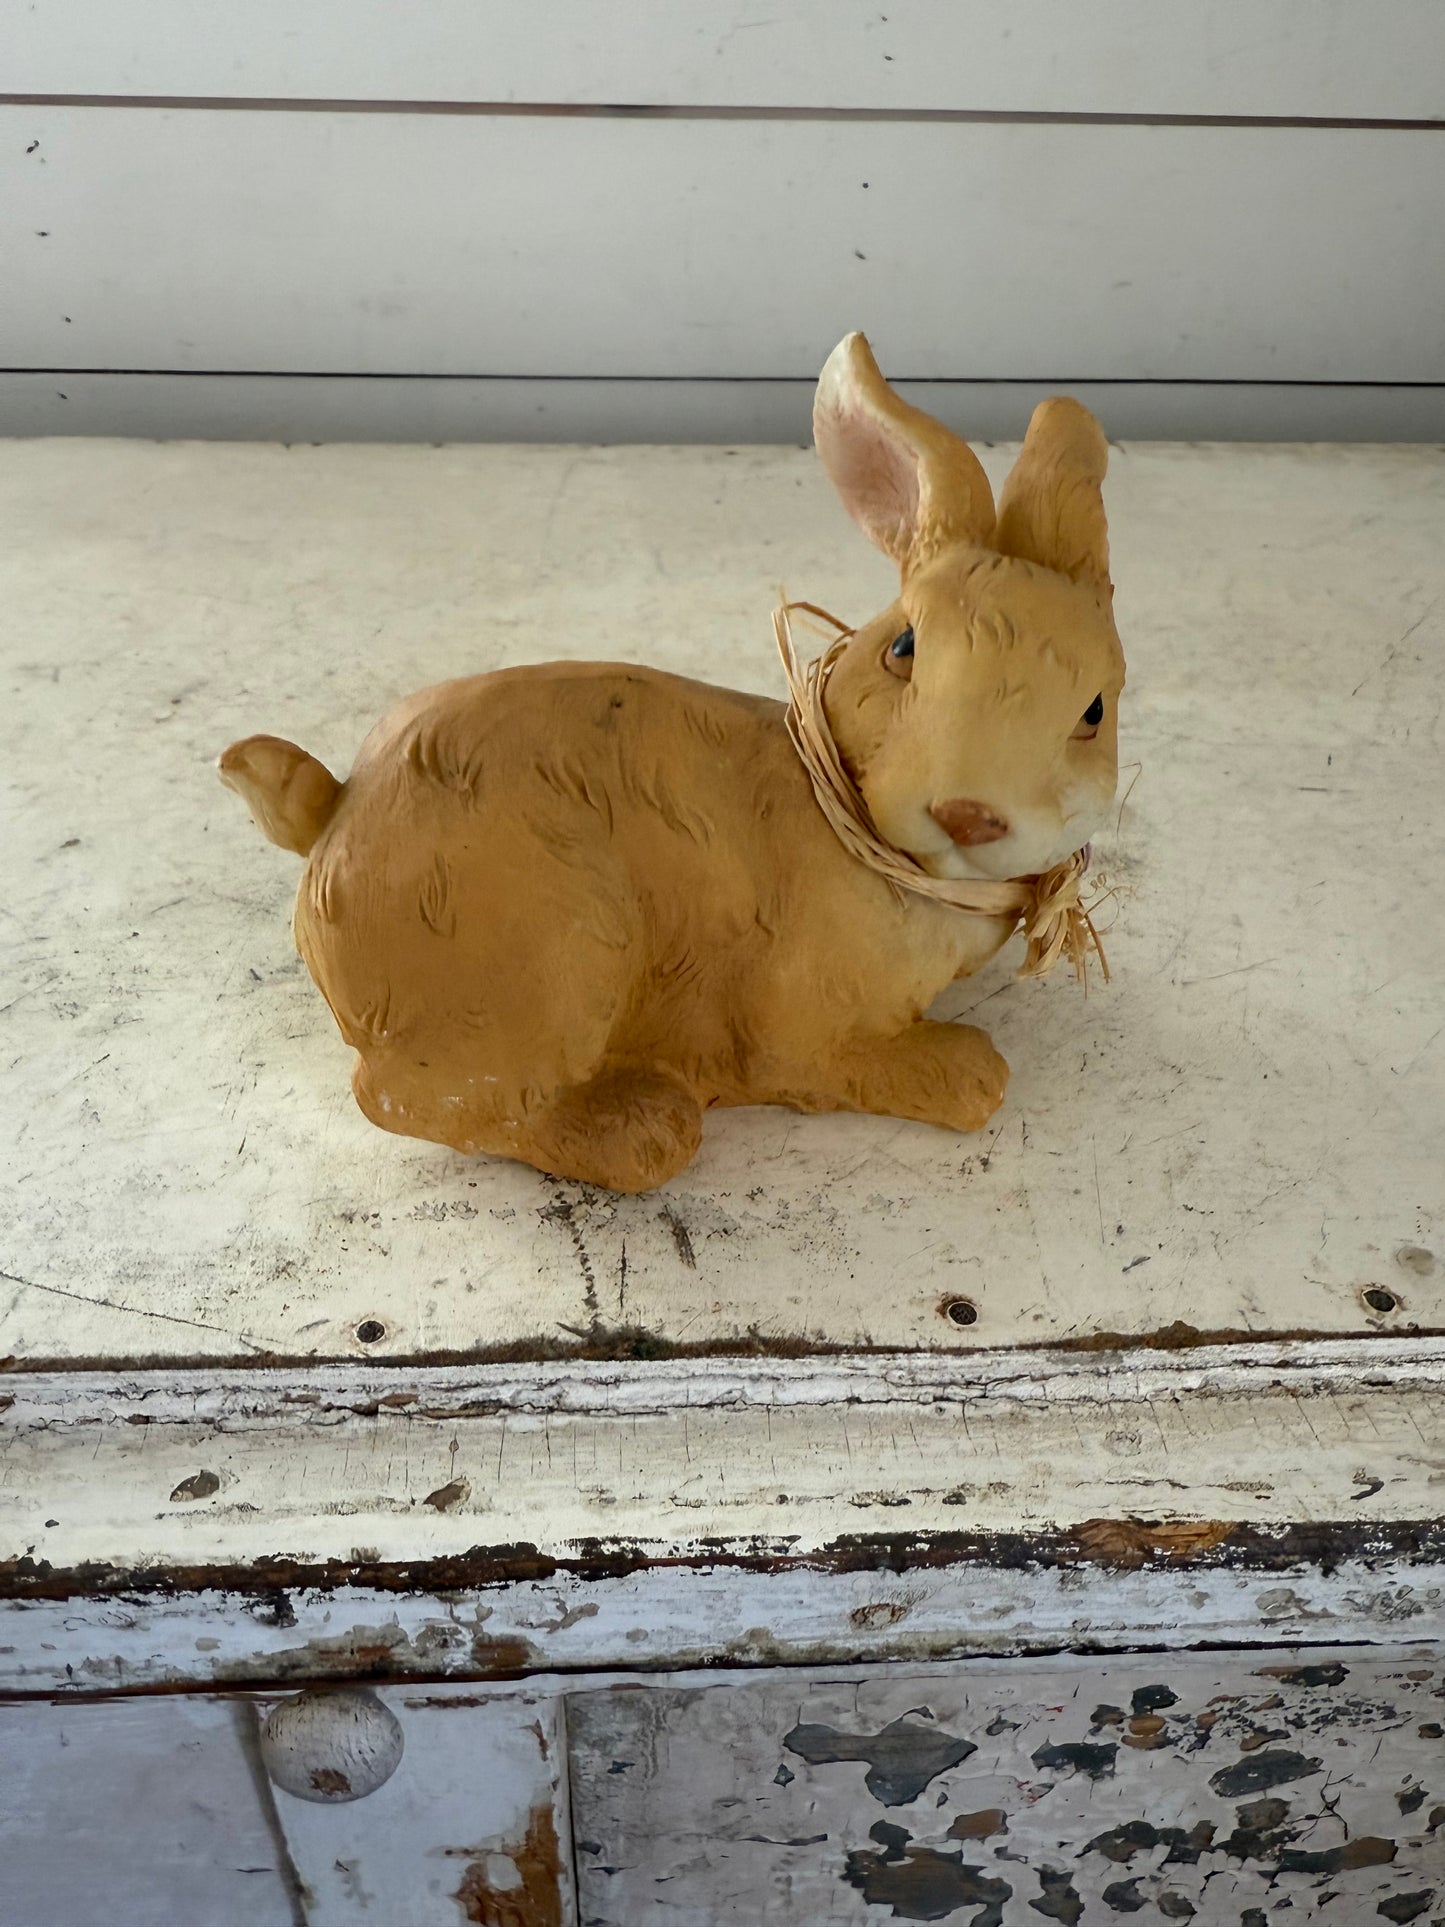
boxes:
[1377,1892,1436,1923]
[1257,1660,1350,1687]
[1082,1820,1215,1866]
[1030,1740,1118,1781]
[1276,1835,1397,1875]
[1208,1748,1321,1798]
[843,1824,1011,1924]
[1101,1877,1147,1913]
[1028,1865,1084,1921]
[785,1716,977,1806]
[1129,1684,1179,1715]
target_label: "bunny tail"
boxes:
[218,734,341,857]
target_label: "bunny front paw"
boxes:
[829,1021,1009,1136]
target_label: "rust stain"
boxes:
[454,1803,563,1927]
[1117,1726,1179,1757]
[28,1307,1445,1377]
[6,1515,1445,1605]
[849,1601,911,1630]
[1069,1518,1233,1568]
[309,1766,352,1796]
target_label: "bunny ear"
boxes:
[994,397,1112,592]
[813,333,995,571]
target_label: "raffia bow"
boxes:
[775,599,1110,985]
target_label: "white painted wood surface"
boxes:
[4,1344,1444,1587]
[0,1693,302,1926]
[6,110,1442,382]
[274,1687,574,1927]
[8,373,1445,446]
[4,1,1443,118]
[569,1647,1445,1923]
[10,1553,1445,1701]
[2,1340,1443,1692]
[2,438,1442,1363]
[5,1653,1436,1924]
[0,1679,574,1927]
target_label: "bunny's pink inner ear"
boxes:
[814,372,921,563]
[813,333,994,570]
[995,396,1112,593]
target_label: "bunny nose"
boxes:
[930,798,1010,846]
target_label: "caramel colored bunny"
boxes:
[221,335,1125,1193]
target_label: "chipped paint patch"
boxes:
[453,1804,565,1926]
[569,1645,1445,1925]
[784,1714,977,1805]
[843,1823,1010,1924]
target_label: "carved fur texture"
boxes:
[220,335,1125,1192]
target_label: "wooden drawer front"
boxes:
[569,1646,1445,1924]
[0,1685,572,1927]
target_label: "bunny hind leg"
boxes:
[525,1065,704,1193]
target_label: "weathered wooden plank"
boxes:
[0,1694,303,1926]
[5,1553,1445,1699]
[6,1346,1444,1577]
[3,0,1443,118]
[1,1343,1443,1693]
[567,1646,1445,1923]
[6,111,1444,379]
[6,372,1445,445]
[1,438,1442,1363]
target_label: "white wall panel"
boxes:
[3,0,1444,119]
[5,109,1442,382]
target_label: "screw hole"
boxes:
[355,1318,386,1344]
[1362,1287,1399,1316]
[943,1298,979,1328]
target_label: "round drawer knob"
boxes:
[260,1687,404,1802]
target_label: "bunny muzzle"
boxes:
[929,797,1010,847]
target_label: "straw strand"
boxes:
[774,599,1110,986]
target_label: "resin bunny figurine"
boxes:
[220,334,1125,1193]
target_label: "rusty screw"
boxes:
[355,1318,386,1344]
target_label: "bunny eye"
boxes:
[1073,692,1104,740]
[883,626,915,680]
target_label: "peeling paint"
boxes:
[784,1715,977,1806]
[570,1646,1445,1924]
[946,1808,1008,1841]
[1029,1865,1084,1921]
[424,1478,472,1512]
[1208,1747,1321,1798]
[843,1824,1010,1924]
[7,1516,1445,1608]
[453,1804,564,1927]
[167,1470,220,1502]
[1031,1740,1118,1780]
[1377,1892,1437,1923]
